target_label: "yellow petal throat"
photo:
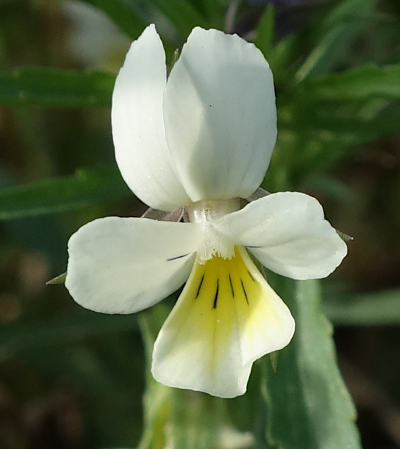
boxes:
[152,246,295,398]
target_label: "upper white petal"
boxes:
[163,27,277,202]
[112,25,190,211]
[152,247,294,398]
[214,192,347,280]
[66,217,201,314]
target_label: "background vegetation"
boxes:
[0,0,399,448]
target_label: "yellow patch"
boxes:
[152,246,294,396]
[164,246,285,369]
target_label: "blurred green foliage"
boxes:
[0,68,114,107]
[0,167,129,220]
[0,0,399,448]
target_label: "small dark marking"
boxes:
[247,269,255,282]
[213,279,219,309]
[246,245,262,249]
[228,274,235,297]
[167,253,189,261]
[241,280,249,305]
[195,274,205,299]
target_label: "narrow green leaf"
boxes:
[255,5,275,59]
[227,360,269,448]
[79,0,145,39]
[296,0,374,81]
[169,391,225,449]
[0,312,138,360]
[148,0,206,37]
[273,99,400,182]
[196,0,224,28]
[324,289,400,326]
[266,34,297,85]
[304,64,400,100]
[138,306,173,449]
[0,68,114,107]
[0,167,131,220]
[263,278,361,449]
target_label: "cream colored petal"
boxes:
[163,27,276,202]
[112,25,189,211]
[66,217,201,314]
[152,247,294,398]
[215,192,347,280]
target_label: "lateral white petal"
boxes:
[66,217,201,314]
[215,192,347,280]
[112,25,189,211]
[152,247,294,398]
[164,27,276,202]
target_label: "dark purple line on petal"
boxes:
[228,273,235,297]
[167,253,190,261]
[213,279,219,309]
[195,274,205,299]
[241,280,249,305]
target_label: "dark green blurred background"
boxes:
[0,0,399,448]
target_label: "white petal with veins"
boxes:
[66,217,201,314]
[152,247,294,398]
[214,192,347,280]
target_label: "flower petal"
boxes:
[66,217,201,314]
[215,192,347,280]
[112,25,190,211]
[152,247,294,398]
[164,27,276,202]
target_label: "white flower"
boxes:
[65,25,347,398]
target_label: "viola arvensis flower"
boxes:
[65,25,347,398]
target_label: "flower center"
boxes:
[186,198,241,222]
[186,199,240,263]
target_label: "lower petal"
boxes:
[151,247,294,398]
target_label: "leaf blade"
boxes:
[324,288,400,326]
[148,0,207,37]
[79,0,145,39]
[296,0,374,81]
[0,68,114,107]
[255,5,275,60]
[0,311,138,360]
[304,64,400,100]
[263,278,361,449]
[0,167,131,220]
